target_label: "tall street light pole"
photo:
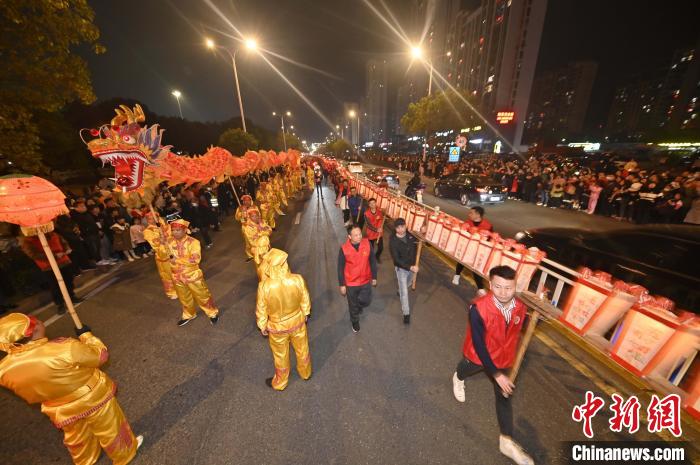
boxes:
[171,90,183,119]
[348,109,360,146]
[206,37,258,133]
[273,111,291,151]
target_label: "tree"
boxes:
[319,138,354,157]
[400,88,480,135]
[0,1,104,173]
[218,128,259,155]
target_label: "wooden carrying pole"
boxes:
[227,176,242,206]
[509,309,540,383]
[411,241,424,290]
[37,231,83,329]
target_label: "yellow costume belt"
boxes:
[43,370,102,407]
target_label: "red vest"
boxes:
[462,294,526,369]
[364,209,384,240]
[23,233,71,271]
[342,238,372,286]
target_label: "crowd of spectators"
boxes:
[0,166,296,312]
[364,152,700,225]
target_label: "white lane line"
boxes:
[294,212,301,225]
[43,313,64,327]
[81,277,119,300]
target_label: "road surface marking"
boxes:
[43,313,64,327]
[81,277,119,300]
[295,212,301,224]
[30,267,122,316]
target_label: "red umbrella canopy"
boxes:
[0,175,68,229]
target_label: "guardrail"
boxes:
[339,166,700,422]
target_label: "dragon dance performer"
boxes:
[0,313,143,465]
[242,208,272,278]
[168,220,220,327]
[306,165,315,191]
[272,175,288,210]
[256,182,277,229]
[256,249,312,391]
[235,194,256,261]
[143,213,177,300]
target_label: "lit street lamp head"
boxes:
[245,38,258,51]
[348,110,356,118]
[171,90,181,98]
[205,38,215,49]
[411,46,423,59]
[285,111,291,117]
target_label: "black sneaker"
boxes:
[177,315,196,327]
[71,296,85,304]
[265,377,274,388]
[209,315,219,325]
[245,257,253,262]
[56,305,66,315]
[403,315,410,325]
[351,321,360,333]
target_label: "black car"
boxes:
[433,174,508,205]
[364,168,400,190]
[515,225,700,311]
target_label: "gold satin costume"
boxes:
[273,176,288,208]
[168,234,219,320]
[0,314,138,465]
[306,167,315,190]
[256,187,276,229]
[256,249,312,390]
[235,203,255,259]
[243,218,272,279]
[266,182,284,215]
[143,223,177,299]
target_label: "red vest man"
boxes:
[337,224,377,333]
[452,265,534,465]
[363,198,384,263]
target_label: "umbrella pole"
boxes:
[411,241,424,290]
[37,231,83,329]
[509,310,540,383]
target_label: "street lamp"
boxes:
[272,111,292,151]
[348,109,360,146]
[171,90,183,119]
[205,37,259,132]
[409,45,435,162]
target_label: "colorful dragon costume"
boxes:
[83,104,301,197]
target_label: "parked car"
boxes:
[515,225,700,311]
[347,161,363,173]
[433,174,507,205]
[364,168,400,190]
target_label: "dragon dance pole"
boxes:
[37,231,83,329]
[227,177,242,206]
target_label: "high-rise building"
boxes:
[365,58,389,142]
[443,0,548,149]
[524,61,598,144]
[605,39,699,139]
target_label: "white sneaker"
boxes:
[136,434,144,450]
[127,256,134,262]
[500,435,534,465]
[96,259,111,266]
[452,372,465,402]
[133,254,141,259]
[452,275,460,285]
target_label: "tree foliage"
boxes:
[218,128,259,155]
[400,89,480,135]
[277,132,304,152]
[0,0,104,173]
[319,138,354,157]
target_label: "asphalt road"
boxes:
[0,185,681,465]
[361,163,635,238]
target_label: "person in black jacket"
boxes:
[70,201,102,263]
[388,218,419,324]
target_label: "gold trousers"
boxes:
[242,226,253,258]
[268,322,312,390]
[261,205,276,229]
[61,396,137,465]
[155,259,177,299]
[175,279,219,320]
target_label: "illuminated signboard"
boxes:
[496,111,515,124]
[567,142,601,152]
[448,146,460,163]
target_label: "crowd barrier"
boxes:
[339,167,700,421]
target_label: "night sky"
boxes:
[86,0,699,141]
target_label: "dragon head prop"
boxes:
[82,104,171,192]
